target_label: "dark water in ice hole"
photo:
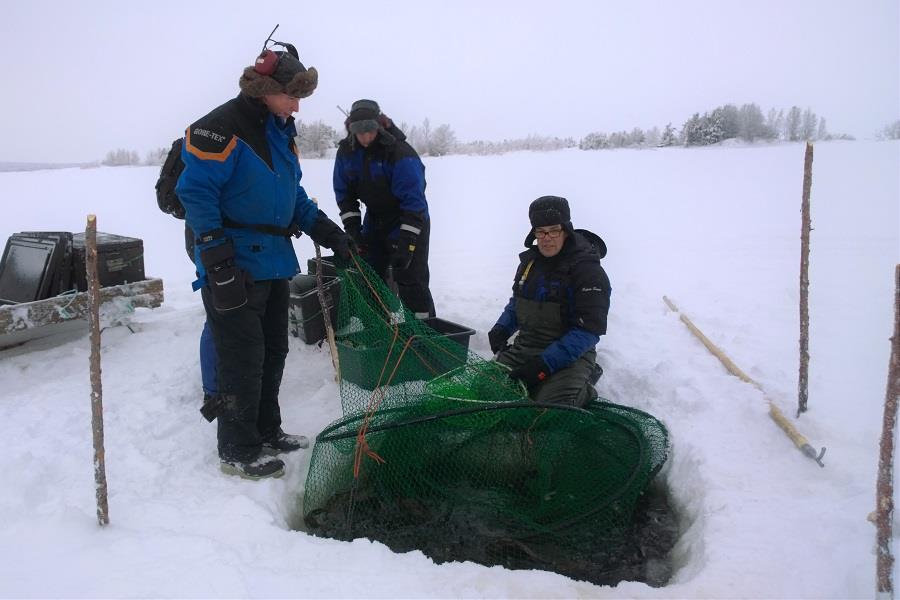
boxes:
[294,480,679,588]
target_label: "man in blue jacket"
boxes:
[176,43,352,479]
[489,196,611,407]
[333,99,435,318]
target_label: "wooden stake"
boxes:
[663,295,825,467]
[798,142,814,416]
[86,215,109,526]
[876,264,900,597]
[314,242,341,382]
[307,197,340,381]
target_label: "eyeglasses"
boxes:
[534,227,563,239]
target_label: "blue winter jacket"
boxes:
[176,94,320,288]
[333,126,428,240]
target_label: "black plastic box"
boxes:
[72,232,145,291]
[337,317,475,389]
[289,274,341,344]
[0,232,71,304]
[19,231,74,296]
[306,254,337,278]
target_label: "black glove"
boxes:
[508,356,551,388]
[199,392,224,422]
[342,215,362,244]
[488,326,510,354]
[341,215,366,257]
[310,212,356,260]
[389,231,417,270]
[325,229,355,263]
[200,241,250,313]
[309,211,340,244]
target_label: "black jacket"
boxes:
[494,229,611,372]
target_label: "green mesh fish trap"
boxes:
[303,400,669,583]
[305,257,672,584]
[334,258,521,416]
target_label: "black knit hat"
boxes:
[529,196,572,228]
[347,99,381,134]
[239,50,318,98]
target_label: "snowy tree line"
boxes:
[580,125,674,150]
[131,120,344,167]
[579,104,856,151]
[397,119,577,156]
[102,148,143,166]
[295,120,340,158]
[110,117,585,164]
[877,120,900,140]
[111,109,898,166]
[454,135,577,155]
[680,104,833,146]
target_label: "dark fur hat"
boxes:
[347,99,381,134]
[523,196,574,246]
[529,196,572,228]
[239,51,318,98]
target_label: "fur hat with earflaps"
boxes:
[524,196,575,246]
[346,99,381,134]
[239,50,318,98]
[344,99,397,148]
[529,196,572,229]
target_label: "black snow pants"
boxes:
[365,218,436,318]
[496,297,598,408]
[201,278,289,461]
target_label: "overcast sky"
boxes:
[1,0,897,163]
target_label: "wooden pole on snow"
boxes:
[86,215,110,525]
[314,241,341,382]
[662,295,825,467]
[875,264,900,598]
[309,198,341,381]
[798,142,814,416]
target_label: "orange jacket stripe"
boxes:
[185,129,237,162]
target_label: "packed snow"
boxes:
[0,140,897,598]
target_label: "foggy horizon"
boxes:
[2,0,897,163]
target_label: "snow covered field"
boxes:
[0,141,897,598]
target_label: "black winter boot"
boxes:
[219,454,285,480]
[262,429,309,454]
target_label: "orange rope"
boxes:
[399,331,481,377]
[353,340,431,467]
[524,408,548,447]
[352,421,386,478]
[340,255,404,478]
[349,253,398,323]
[340,256,523,477]
[352,335,417,479]
[372,327,401,392]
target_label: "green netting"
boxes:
[333,258,524,416]
[304,257,670,579]
[303,400,669,572]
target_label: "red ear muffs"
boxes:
[254,50,279,75]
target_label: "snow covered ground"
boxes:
[0,140,897,598]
